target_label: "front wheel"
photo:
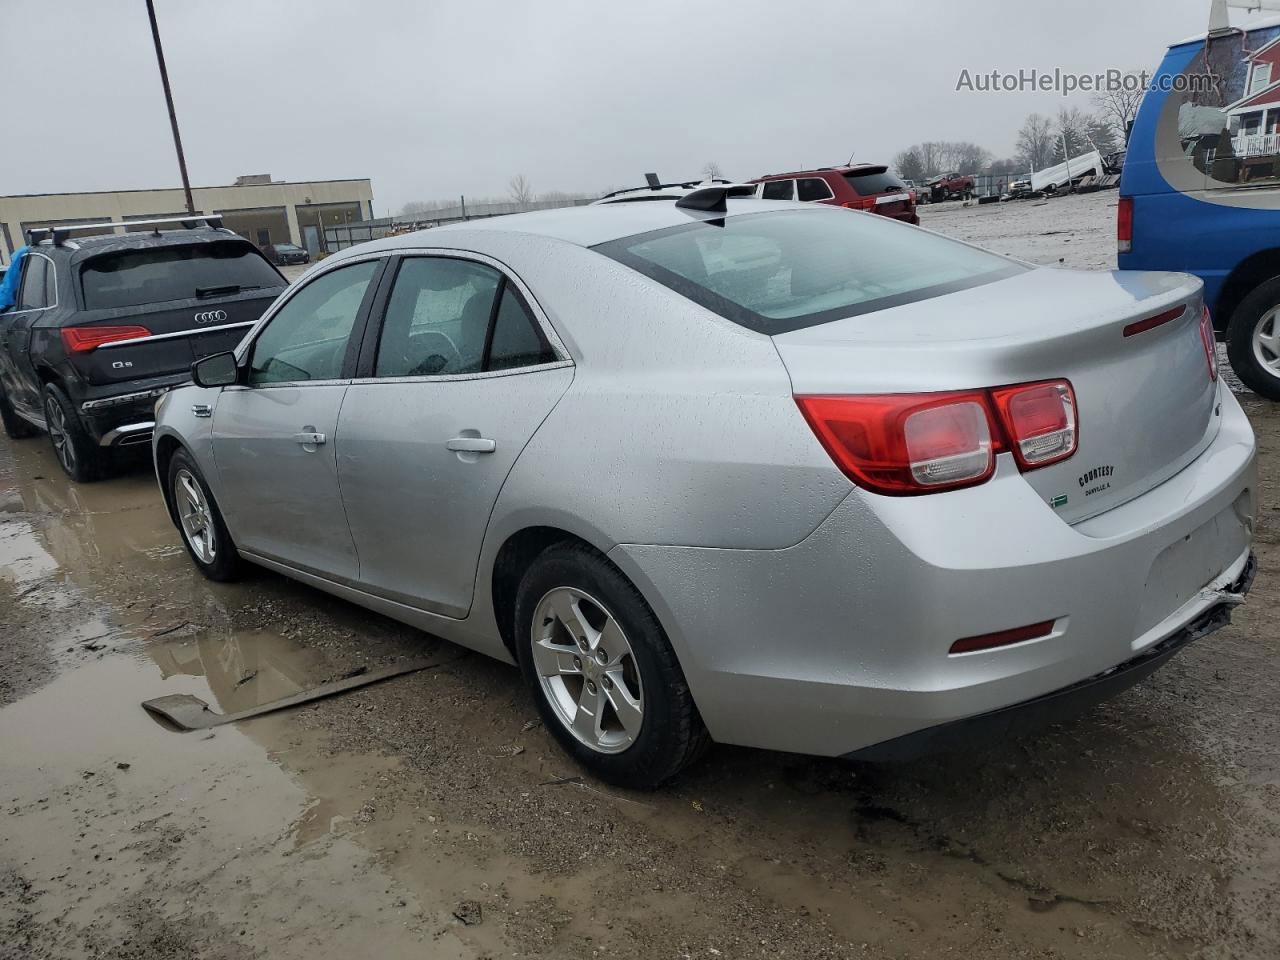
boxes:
[43,383,105,482]
[514,543,709,789]
[167,450,242,581]
[1226,276,1280,400]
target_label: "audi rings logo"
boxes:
[193,309,228,324]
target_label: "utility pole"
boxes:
[145,0,195,215]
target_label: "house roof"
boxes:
[1226,77,1280,113]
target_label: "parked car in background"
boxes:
[154,190,1254,788]
[0,216,287,481]
[263,242,311,266]
[1120,12,1280,399]
[749,165,919,224]
[927,173,976,202]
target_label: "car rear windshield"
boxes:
[592,209,1024,334]
[80,241,283,310]
[843,169,906,196]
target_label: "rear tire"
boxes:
[43,383,105,482]
[167,449,242,581]
[0,386,37,439]
[514,542,709,789]
[1226,276,1280,400]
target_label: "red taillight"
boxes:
[949,620,1057,655]
[1117,196,1134,254]
[989,380,1078,470]
[842,198,878,211]
[60,325,151,353]
[796,380,1078,496]
[1199,305,1219,382]
[795,391,998,495]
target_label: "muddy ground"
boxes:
[2,192,1278,959]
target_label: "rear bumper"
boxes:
[847,552,1255,761]
[609,385,1258,758]
[76,372,189,445]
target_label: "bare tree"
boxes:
[1092,72,1146,146]
[701,161,724,181]
[893,147,925,182]
[508,174,534,207]
[949,141,992,173]
[1084,112,1119,155]
[1015,113,1055,171]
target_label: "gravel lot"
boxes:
[1,192,1277,960]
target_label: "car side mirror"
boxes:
[191,351,240,388]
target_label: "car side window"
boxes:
[487,285,556,371]
[761,179,795,201]
[797,177,834,202]
[374,257,501,377]
[18,256,49,310]
[248,259,378,386]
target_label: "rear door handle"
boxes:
[446,436,496,453]
[294,431,326,446]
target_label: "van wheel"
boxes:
[514,543,710,789]
[0,386,37,439]
[1226,277,1280,400]
[43,383,105,482]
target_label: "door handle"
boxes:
[446,436,496,453]
[294,431,326,446]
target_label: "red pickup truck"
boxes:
[927,173,975,202]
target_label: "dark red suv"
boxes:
[749,165,919,225]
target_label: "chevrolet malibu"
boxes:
[153,191,1257,788]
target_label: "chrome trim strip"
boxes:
[97,321,256,349]
[81,386,173,411]
[99,421,155,447]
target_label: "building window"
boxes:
[1251,63,1273,95]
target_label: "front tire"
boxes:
[167,450,242,581]
[43,383,105,482]
[1226,277,1280,400]
[514,543,709,789]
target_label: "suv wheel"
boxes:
[514,543,709,789]
[43,383,105,482]
[167,449,242,581]
[1226,276,1280,401]
[0,386,37,439]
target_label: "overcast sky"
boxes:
[0,0,1239,214]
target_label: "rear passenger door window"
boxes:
[761,179,796,201]
[796,177,834,202]
[372,256,555,377]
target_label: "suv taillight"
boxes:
[1199,305,1219,382]
[795,380,1078,496]
[61,325,151,353]
[842,198,878,212]
[1117,196,1134,254]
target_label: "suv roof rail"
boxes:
[599,178,732,201]
[26,214,226,247]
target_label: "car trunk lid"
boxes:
[774,267,1219,523]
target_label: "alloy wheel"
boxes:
[45,396,76,473]
[1252,307,1280,378]
[174,468,217,565]
[531,587,644,754]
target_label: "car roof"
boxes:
[754,164,884,181]
[32,228,252,266]
[347,197,805,253]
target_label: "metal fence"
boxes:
[323,198,595,253]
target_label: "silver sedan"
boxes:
[153,192,1257,787]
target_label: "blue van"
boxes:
[1121,15,1280,398]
